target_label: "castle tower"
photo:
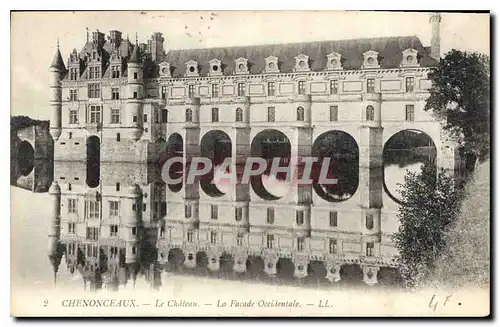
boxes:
[124,185,142,264]
[430,13,442,61]
[126,44,144,140]
[49,42,66,141]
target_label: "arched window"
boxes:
[235,108,243,122]
[366,105,375,121]
[297,106,305,121]
[296,210,304,226]
[185,108,193,122]
[365,214,374,230]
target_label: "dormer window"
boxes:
[111,65,121,78]
[209,59,222,76]
[362,50,380,69]
[159,61,171,77]
[264,56,279,73]
[401,48,420,67]
[235,57,249,75]
[326,52,343,70]
[294,53,310,72]
[185,60,199,77]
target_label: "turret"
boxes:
[126,44,144,140]
[430,13,442,61]
[47,181,63,286]
[49,42,66,141]
[124,185,142,264]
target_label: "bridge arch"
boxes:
[17,140,35,176]
[250,129,291,201]
[311,130,359,202]
[199,130,232,197]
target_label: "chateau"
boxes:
[47,13,459,287]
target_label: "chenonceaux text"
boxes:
[61,299,138,307]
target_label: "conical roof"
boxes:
[50,48,66,71]
[128,44,141,63]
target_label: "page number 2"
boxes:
[43,299,49,307]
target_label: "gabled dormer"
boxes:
[294,53,310,72]
[86,49,104,80]
[209,58,223,76]
[159,61,171,77]
[185,60,199,77]
[400,48,420,68]
[264,55,279,73]
[109,49,123,79]
[362,50,380,69]
[235,57,249,75]
[68,48,82,81]
[326,51,343,70]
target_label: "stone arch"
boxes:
[86,136,100,188]
[199,130,232,197]
[165,133,184,193]
[17,140,35,176]
[250,129,291,201]
[382,129,437,204]
[311,130,359,202]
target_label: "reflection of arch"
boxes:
[166,133,184,193]
[168,248,185,271]
[246,256,265,278]
[250,129,291,201]
[383,129,437,204]
[17,141,34,176]
[311,130,359,202]
[86,136,100,188]
[196,251,209,269]
[235,108,243,122]
[220,252,234,274]
[377,267,402,287]
[306,261,327,281]
[276,258,294,279]
[200,130,232,197]
[339,264,363,284]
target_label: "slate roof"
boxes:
[164,35,437,78]
[50,48,67,71]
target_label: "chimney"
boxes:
[429,13,441,61]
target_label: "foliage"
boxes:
[393,162,464,287]
[10,115,44,133]
[425,50,490,161]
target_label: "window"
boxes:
[110,108,120,124]
[185,204,192,218]
[68,223,76,235]
[266,208,274,224]
[70,89,78,101]
[366,242,374,257]
[212,84,219,97]
[187,230,194,242]
[110,246,118,259]
[235,207,243,221]
[298,81,306,95]
[236,234,243,246]
[267,107,275,122]
[297,237,305,251]
[143,203,147,212]
[69,132,72,139]
[133,116,138,123]
[267,82,276,96]
[405,104,415,122]
[85,200,100,219]
[110,225,118,237]
[185,108,193,122]
[211,205,218,220]
[132,227,137,236]
[70,68,78,80]
[367,78,375,93]
[111,88,120,100]
[133,92,138,99]
[266,234,274,249]
[161,86,167,99]
[111,65,120,78]
[188,85,195,98]
[132,246,136,255]
[210,231,217,244]
[237,83,245,96]
[297,106,305,121]
[212,108,219,122]
[330,80,338,94]
[133,72,138,79]
[329,238,337,254]
[366,214,374,230]
[89,66,101,79]
[116,183,120,191]
[406,77,415,93]
[235,108,243,122]
[143,114,147,123]
[329,211,338,227]
[109,201,120,217]
[89,105,101,123]
[86,227,99,241]
[88,83,101,98]
[68,243,77,255]
[69,109,78,124]
[330,105,338,122]
[161,109,168,123]
[296,210,304,226]
[366,105,375,121]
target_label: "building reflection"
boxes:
[45,160,405,292]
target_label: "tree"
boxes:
[392,163,463,287]
[425,50,490,161]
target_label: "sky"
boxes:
[10,11,490,120]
